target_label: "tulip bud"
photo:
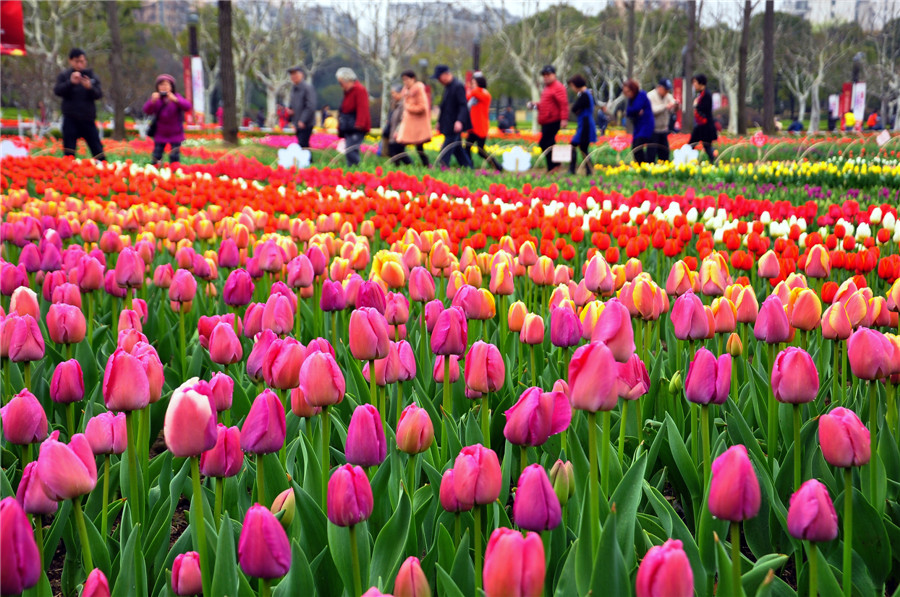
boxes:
[320,279,347,311]
[208,372,234,412]
[241,390,287,455]
[261,337,305,390]
[208,321,243,365]
[635,539,694,597]
[46,303,86,345]
[345,404,387,468]
[508,300,527,332]
[298,351,346,406]
[549,460,575,507]
[84,411,127,455]
[327,464,374,526]
[200,424,243,478]
[513,464,562,531]
[0,497,41,596]
[725,333,743,356]
[102,347,150,412]
[847,327,893,380]
[670,292,709,341]
[238,504,292,579]
[48,359,84,404]
[171,552,203,596]
[454,444,502,506]
[754,295,791,344]
[270,488,296,530]
[431,306,467,355]
[349,307,391,361]
[550,307,581,348]
[464,341,505,394]
[818,407,870,468]
[684,348,731,405]
[0,388,47,445]
[787,479,838,542]
[36,432,97,500]
[223,269,255,307]
[394,556,431,597]
[82,568,111,597]
[16,461,58,515]
[668,371,683,393]
[396,404,434,455]
[708,445,760,522]
[483,527,545,597]
[439,469,472,512]
[568,342,619,412]
[164,379,218,458]
[10,286,39,319]
[771,347,819,404]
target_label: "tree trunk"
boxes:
[265,85,278,128]
[683,0,696,133]
[762,0,775,134]
[218,0,238,145]
[737,0,751,135]
[530,83,541,134]
[728,83,739,135]
[105,1,126,140]
[626,0,636,80]
[797,95,806,124]
[236,72,245,127]
[809,83,821,133]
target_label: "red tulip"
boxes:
[0,389,47,444]
[483,527,545,597]
[818,407,870,468]
[453,444,501,506]
[787,479,838,542]
[238,504,291,579]
[164,380,218,458]
[200,424,244,478]
[0,497,41,596]
[327,464,374,526]
[513,464,561,531]
[708,445,760,522]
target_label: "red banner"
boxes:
[182,56,195,125]
[839,82,852,119]
[1,0,26,55]
[673,77,683,131]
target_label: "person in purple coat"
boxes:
[143,74,192,166]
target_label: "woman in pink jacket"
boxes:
[395,70,432,167]
[143,74,192,166]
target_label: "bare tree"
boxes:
[737,1,756,134]
[684,0,697,132]
[700,13,761,134]
[106,1,126,139]
[218,0,238,144]
[762,0,775,133]
[869,3,900,131]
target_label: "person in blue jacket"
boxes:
[567,74,596,175]
[623,79,655,164]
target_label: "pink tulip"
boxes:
[394,556,431,597]
[409,267,436,302]
[169,269,197,305]
[771,347,819,404]
[440,469,473,512]
[223,268,255,306]
[519,313,545,345]
[345,404,387,467]
[262,337,305,390]
[454,444,501,506]
[670,292,708,341]
[431,306,467,355]
[208,372,234,412]
[424,299,443,333]
[153,264,174,289]
[102,347,150,412]
[172,552,203,596]
[287,255,314,289]
[684,348,731,405]
[635,539,694,597]
[847,327,893,380]
[617,354,650,400]
[200,424,244,478]
[818,407,870,468]
[8,313,44,362]
[164,380,218,458]
[432,355,460,383]
[754,295,791,344]
[385,291,410,325]
[513,464,562,531]
[84,411,127,455]
[208,321,243,365]
[261,293,294,336]
[10,287,39,319]
[114,247,144,289]
[787,479,838,542]
[130,341,165,403]
[82,569,110,597]
[349,307,391,361]
[247,329,278,382]
[290,386,323,418]
[16,461,58,515]
[36,432,97,500]
[483,527,545,597]
[0,389,47,445]
[298,351,346,406]
[396,404,434,455]
[504,387,571,446]
[327,464,374,526]
[550,307,581,348]
[708,445,760,522]
[320,279,347,311]
[591,299,634,362]
[240,389,287,455]
[238,504,291,578]
[465,341,506,394]
[567,342,619,412]
[0,497,41,596]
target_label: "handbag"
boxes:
[146,114,158,138]
[338,112,356,138]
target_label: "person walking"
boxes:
[336,67,371,167]
[395,70,431,167]
[53,48,105,160]
[287,66,316,152]
[647,78,677,162]
[596,104,609,137]
[623,79,655,164]
[689,74,717,163]
[567,74,596,175]
[528,65,568,171]
[432,65,472,168]
[385,85,409,163]
[465,75,501,171]
[142,74,191,166]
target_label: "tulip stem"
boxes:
[23,361,31,392]
[397,382,404,427]
[530,344,537,388]
[125,411,140,526]
[22,441,33,469]
[454,512,460,547]
[731,522,741,597]
[443,359,452,418]
[407,453,417,497]
[521,445,528,478]
[321,406,330,508]
[601,410,611,501]
[841,341,848,404]
[793,403,802,491]
[214,477,224,528]
[179,310,187,376]
[256,453,266,506]
[331,312,337,347]
[843,467,853,597]
[101,455,110,543]
[868,381,877,507]
[701,404,711,490]
[832,340,840,404]
[66,402,76,439]
[86,292,94,340]
[588,411,599,553]
[419,306,429,376]
[767,343,777,475]
[260,578,271,597]
[474,505,483,592]
[73,495,94,573]
[349,524,363,597]
[618,400,628,467]
[369,360,377,405]
[190,456,211,597]
[808,542,819,597]
[885,383,896,438]
[481,395,490,450]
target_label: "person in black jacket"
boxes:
[54,48,105,160]
[689,73,717,163]
[432,65,472,168]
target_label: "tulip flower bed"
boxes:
[1,153,900,597]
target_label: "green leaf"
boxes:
[713,528,739,597]
[211,515,239,597]
[665,412,701,500]
[642,483,707,595]
[368,490,411,589]
[450,530,475,597]
[82,503,112,578]
[111,524,148,597]
[591,508,630,597]
[327,521,370,597]
[21,573,52,597]
[609,452,647,569]
[836,485,892,587]
[435,564,467,597]
[553,544,578,597]
[743,554,788,596]
[273,540,315,597]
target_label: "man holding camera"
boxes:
[54,48,105,160]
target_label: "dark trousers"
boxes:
[697,141,716,162]
[152,141,181,164]
[632,136,653,164]
[652,131,670,162]
[344,132,364,167]
[62,117,105,160]
[390,142,429,167]
[539,121,561,169]
[465,132,500,170]
[439,132,472,168]
[569,136,591,174]
[296,126,312,162]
